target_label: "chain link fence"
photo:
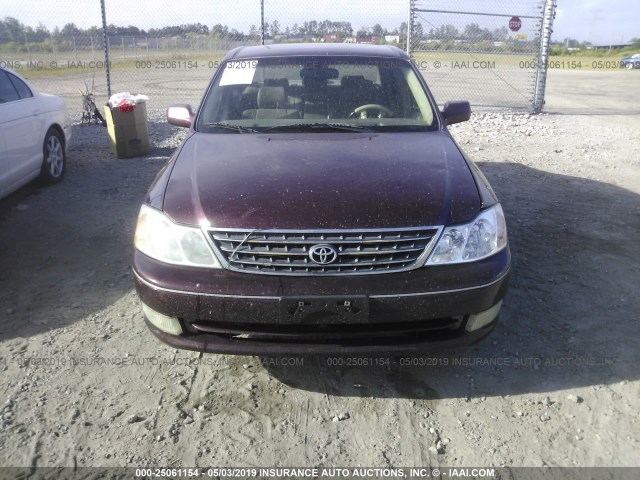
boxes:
[262,1,408,47]
[409,0,552,111]
[0,1,110,118]
[101,1,263,114]
[0,0,554,118]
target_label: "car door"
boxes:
[0,69,42,196]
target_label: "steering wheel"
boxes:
[348,104,393,119]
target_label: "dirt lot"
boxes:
[0,69,639,470]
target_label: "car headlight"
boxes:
[426,204,507,265]
[134,205,221,268]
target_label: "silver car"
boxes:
[0,67,72,200]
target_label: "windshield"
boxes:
[196,56,438,133]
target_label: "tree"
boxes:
[182,23,209,35]
[492,27,508,41]
[210,23,230,39]
[61,23,82,37]
[248,24,259,39]
[563,37,581,48]
[35,23,49,35]
[270,20,280,36]
[85,26,101,38]
[371,24,385,37]
[480,27,493,41]
[463,23,483,40]
[429,24,457,39]
[2,17,24,41]
[412,23,423,39]
[32,22,50,41]
[300,20,318,36]
[0,20,11,43]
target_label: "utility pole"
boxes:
[100,0,112,97]
[533,0,557,113]
[406,0,414,55]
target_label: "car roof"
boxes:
[0,66,37,91]
[1,66,25,78]
[224,43,410,61]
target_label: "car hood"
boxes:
[163,131,481,229]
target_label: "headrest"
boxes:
[242,85,259,96]
[257,86,286,108]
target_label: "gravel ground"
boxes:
[0,71,639,470]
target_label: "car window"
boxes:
[196,56,438,133]
[7,72,33,99]
[0,70,20,104]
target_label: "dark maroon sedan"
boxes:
[133,43,510,355]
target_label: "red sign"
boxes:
[509,16,522,32]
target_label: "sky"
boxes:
[1,0,638,44]
[554,0,638,44]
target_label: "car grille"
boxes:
[208,227,441,275]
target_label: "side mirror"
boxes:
[167,104,194,128]
[441,100,471,125]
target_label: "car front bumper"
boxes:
[133,247,510,355]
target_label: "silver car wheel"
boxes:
[45,135,64,178]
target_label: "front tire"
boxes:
[40,128,65,184]
[625,62,634,70]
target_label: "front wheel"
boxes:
[40,128,65,184]
[625,62,634,70]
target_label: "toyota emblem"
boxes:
[308,244,339,265]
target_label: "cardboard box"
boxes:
[103,102,150,158]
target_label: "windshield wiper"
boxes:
[265,123,373,133]
[203,122,259,133]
